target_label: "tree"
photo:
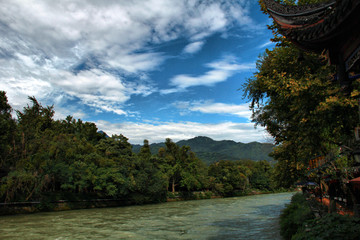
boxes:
[208,160,249,196]
[243,0,360,187]
[138,139,151,160]
[178,146,208,191]
[16,96,55,160]
[128,155,167,204]
[0,91,15,177]
[163,138,181,193]
[0,95,173,204]
[96,134,133,161]
[156,138,208,192]
[244,40,358,187]
[248,160,273,190]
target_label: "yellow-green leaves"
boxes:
[243,42,359,187]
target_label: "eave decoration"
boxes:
[262,0,360,83]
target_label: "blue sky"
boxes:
[0,0,274,144]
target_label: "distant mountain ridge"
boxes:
[132,136,274,164]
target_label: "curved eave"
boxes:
[272,15,325,30]
[264,0,359,50]
[263,0,336,20]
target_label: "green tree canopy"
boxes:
[0,91,16,176]
[244,1,360,187]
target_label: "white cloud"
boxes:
[183,41,205,54]
[173,101,252,119]
[51,69,130,115]
[162,56,255,93]
[106,52,165,73]
[186,3,227,40]
[0,0,254,115]
[0,55,53,110]
[95,120,269,145]
[192,102,252,119]
[53,104,88,121]
[0,0,252,73]
[0,54,155,115]
[258,40,275,49]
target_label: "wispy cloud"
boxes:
[192,102,252,119]
[173,101,252,119]
[0,0,253,115]
[161,56,255,93]
[183,41,205,54]
[95,120,269,145]
[258,40,275,49]
[0,53,154,115]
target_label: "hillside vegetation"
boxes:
[0,92,280,210]
[133,136,274,164]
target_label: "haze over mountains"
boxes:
[132,136,274,165]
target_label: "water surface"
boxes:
[0,192,293,239]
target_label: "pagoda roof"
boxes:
[264,0,336,29]
[263,0,360,72]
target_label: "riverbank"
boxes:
[0,189,292,216]
[279,192,360,239]
[166,189,292,202]
[0,199,133,215]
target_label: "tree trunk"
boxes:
[172,179,175,193]
[21,132,26,158]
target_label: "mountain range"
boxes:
[132,136,275,165]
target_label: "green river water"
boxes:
[0,192,294,240]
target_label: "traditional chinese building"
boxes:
[262,0,360,85]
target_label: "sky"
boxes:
[0,0,275,145]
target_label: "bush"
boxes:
[279,193,314,240]
[293,213,360,240]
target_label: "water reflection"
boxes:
[0,192,293,240]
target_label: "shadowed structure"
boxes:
[262,0,360,84]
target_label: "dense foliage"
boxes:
[0,92,278,206]
[280,193,360,240]
[243,0,360,188]
[279,193,314,240]
[255,1,360,239]
[292,213,360,240]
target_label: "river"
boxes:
[0,192,294,240]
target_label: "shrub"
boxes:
[279,193,314,240]
[293,213,360,240]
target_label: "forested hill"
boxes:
[133,136,274,164]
